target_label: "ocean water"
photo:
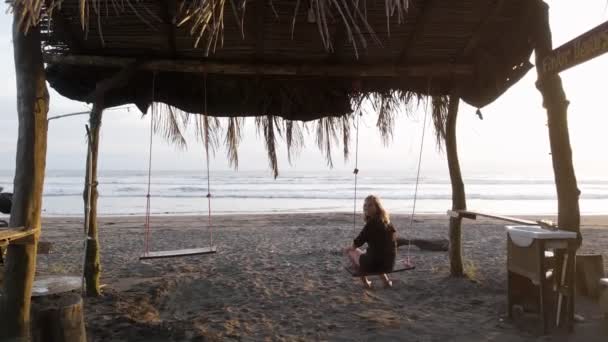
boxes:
[0,170,606,217]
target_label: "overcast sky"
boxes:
[0,1,607,178]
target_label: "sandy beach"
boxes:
[31,213,608,341]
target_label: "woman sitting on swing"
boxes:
[345,195,397,288]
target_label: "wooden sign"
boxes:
[542,21,608,75]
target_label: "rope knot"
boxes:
[206,193,212,198]
[353,168,359,175]
[146,194,151,198]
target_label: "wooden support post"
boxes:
[83,103,103,297]
[534,2,580,330]
[82,66,134,297]
[445,94,465,277]
[533,2,581,241]
[0,10,49,341]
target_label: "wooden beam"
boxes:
[160,0,177,58]
[43,54,473,77]
[255,0,265,59]
[460,0,506,58]
[1,6,49,340]
[399,0,435,62]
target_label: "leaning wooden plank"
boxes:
[139,246,217,260]
[446,210,539,225]
[345,260,415,277]
[0,227,36,245]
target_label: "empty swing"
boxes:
[345,94,432,277]
[140,74,217,260]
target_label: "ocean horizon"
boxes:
[1,169,607,217]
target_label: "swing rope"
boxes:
[352,112,361,233]
[143,73,156,256]
[405,90,431,263]
[141,73,216,259]
[203,74,213,247]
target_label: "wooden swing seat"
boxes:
[139,246,216,260]
[345,259,415,277]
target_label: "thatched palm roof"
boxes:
[14,0,539,175]
[27,0,536,115]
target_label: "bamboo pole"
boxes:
[445,94,465,277]
[83,103,103,297]
[0,10,49,340]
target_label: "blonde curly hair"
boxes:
[364,195,390,225]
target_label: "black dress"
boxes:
[353,218,397,273]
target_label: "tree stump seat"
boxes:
[575,254,605,299]
[600,278,608,318]
[30,291,86,342]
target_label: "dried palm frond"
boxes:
[284,119,305,165]
[374,94,398,146]
[255,115,279,178]
[176,0,227,55]
[430,95,449,151]
[151,103,189,149]
[195,114,222,155]
[225,116,244,169]
[315,116,341,168]
[350,90,419,146]
[255,115,280,178]
[341,113,352,160]
[11,0,57,33]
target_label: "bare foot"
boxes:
[361,277,372,289]
[381,274,392,288]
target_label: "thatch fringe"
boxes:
[148,90,449,178]
[341,114,351,160]
[196,114,221,156]
[151,103,189,150]
[431,95,449,151]
[315,116,341,168]
[225,117,244,169]
[284,119,304,165]
[255,115,280,178]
